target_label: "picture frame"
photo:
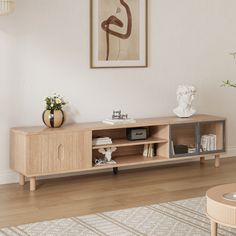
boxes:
[90,0,148,68]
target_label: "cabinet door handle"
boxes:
[57,144,64,161]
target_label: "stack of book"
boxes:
[92,137,112,146]
[102,118,136,125]
[200,134,216,152]
[143,144,156,158]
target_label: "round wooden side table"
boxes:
[206,183,236,236]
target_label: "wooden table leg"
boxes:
[211,220,217,236]
[215,155,220,168]
[30,177,36,191]
[19,173,25,186]
[200,156,205,164]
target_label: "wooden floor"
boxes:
[1,157,236,228]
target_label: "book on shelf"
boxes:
[143,144,156,158]
[171,141,175,155]
[92,137,112,146]
[200,134,216,152]
[102,118,136,125]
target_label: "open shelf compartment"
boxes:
[199,120,225,154]
[92,145,169,168]
[92,137,167,150]
[170,120,226,158]
[92,125,169,149]
[92,125,170,168]
[170,123,198,158]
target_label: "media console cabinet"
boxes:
[10,114,226,191]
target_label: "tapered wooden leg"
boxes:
[200,156,205,164]
[19,173,25,186]
[211,220,217,236]
[215,155,220,168]
[30,177,36,191]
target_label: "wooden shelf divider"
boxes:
[93,154,169,169]
[92,137,168,150]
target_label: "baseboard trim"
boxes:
[0,170,18,185]
[1,146,236,185]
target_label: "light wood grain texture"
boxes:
[172,124,196,148]
[83,131,92,169]
[92,137,167,149]
[11,114,225,135]
[1,157,236,228]
[30,177,36,191]
[200,156,205,164]
[13,152,219,177]
[207,183,236,233]
[149,125,169,139]
[211,221,217,236]
[19,174,25,186]
[150,125,170,157]
[10,114,226,191]
[11,131,92,176]
[215,155,220,168]
[93,153,218,169]
[27,135,44,175]
[93,128,126,140]
[40,132,90,173]
[93,155,168,169]
[10,132,27,174]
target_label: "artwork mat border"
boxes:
[90,0,148,68]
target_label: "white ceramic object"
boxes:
[173,85,196,118]
[98,147,117,162]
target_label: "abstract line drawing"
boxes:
[91,0,147,68]
[101,0,132,61]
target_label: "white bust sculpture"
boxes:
[173,85,196,118]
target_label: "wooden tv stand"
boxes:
[10,114,226,191]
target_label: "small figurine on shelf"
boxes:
[112,110,128,120]
[98,147,117,162]
[94,147,117,166]
[103,110,136,125]
[112,110,122,120]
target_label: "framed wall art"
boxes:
[90,0,148,68]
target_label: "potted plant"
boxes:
[42,93,67,128]
[222,80,236,88]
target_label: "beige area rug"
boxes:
[1,197,236,236]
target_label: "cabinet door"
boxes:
[26,131,92,175]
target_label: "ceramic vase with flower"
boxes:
[42,93,67,128]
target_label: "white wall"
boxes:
[1,0,236,184]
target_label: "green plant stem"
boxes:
[222,80,236,88]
